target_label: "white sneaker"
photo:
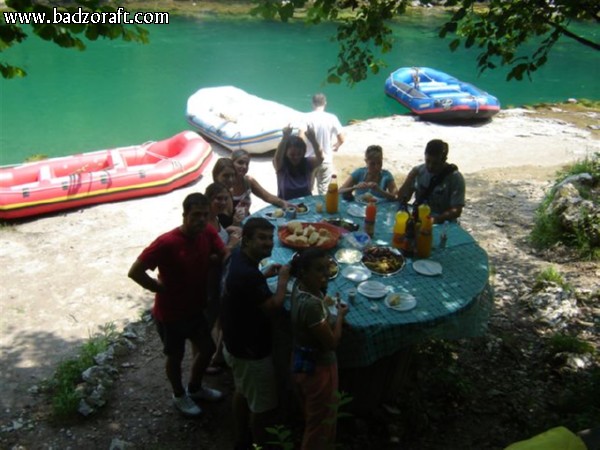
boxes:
[188,386,224,402]
[172,394,202,416]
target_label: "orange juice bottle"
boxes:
[418,203,431,223]
[416,215,433,258]
[325,175,339,214]
[364,199,377,237]
[392,210,409,249]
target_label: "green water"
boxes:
[1,16,598,165]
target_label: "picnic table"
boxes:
[255,195,493,412]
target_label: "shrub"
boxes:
[530,153,599,260]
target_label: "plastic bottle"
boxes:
[416,215,433,258]
[325,174,339,214]
[418,203,431,223]
[392,210,409,249]
[401,205,417,256]
[439,221,449,249]
[364,199,377,238]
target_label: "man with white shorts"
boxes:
[220,217,290,449]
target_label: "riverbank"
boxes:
[1,107,599,449]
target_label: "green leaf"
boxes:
[449,38,461,51]
[326,73,341,84]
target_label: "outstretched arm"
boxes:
[248,176,290,209]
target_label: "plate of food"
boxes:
[264,208,285,220]
[357,280,392,299]
[291,252,339,279]
[356,192,379,204]
[296,203,310,215]
[361,246,405,276]
[346,204,366,218]
[322,218,359,233]
[385,291,417,311]
[334,248,363,264]
[278,221,341,250]
[341,265,371,283]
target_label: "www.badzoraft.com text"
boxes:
[3,7,169,25]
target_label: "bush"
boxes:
[531,153,599,260]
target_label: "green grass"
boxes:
[548,333,595,355]
[47,323,118,418]
[533,266,571,291]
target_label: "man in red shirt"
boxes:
[128,193,229,416]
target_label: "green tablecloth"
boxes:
[257,195,493,368]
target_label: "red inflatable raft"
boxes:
[0,131,212,220]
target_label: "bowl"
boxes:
[278,222,341,250]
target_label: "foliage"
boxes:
[440,0,600,81]
[548,333,595,355]
[1,0,149,78]
[46,323,118,418]
[252,0,599,85]
[533,266,571,291]
[24,153,48,162]
[531,153,600,260]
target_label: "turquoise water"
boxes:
[1,16,598,165]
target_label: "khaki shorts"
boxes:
[223,346,278,414]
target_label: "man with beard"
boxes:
[397,139,465,224]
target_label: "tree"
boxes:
[1,0,148,79]
[252,0,600,84]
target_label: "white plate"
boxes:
[341,265,371,283]
[357,280,391,299]
[385,292,417,311]
[335,248,362,264]
[347,204,366,218]
[356,194,380,204]
[412,259,443,276]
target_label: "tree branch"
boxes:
[548,21,600,51]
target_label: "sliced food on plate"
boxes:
[296,203,309,214]
[362,246,405,275]
[385,291,417,311]
[264,208,285,219]
[279,221,341,250]
[356,192,378,204]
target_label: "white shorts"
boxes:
[223,346,278,414]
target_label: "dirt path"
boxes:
[1,108,598,449]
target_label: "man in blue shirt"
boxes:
[220,217,290,449]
